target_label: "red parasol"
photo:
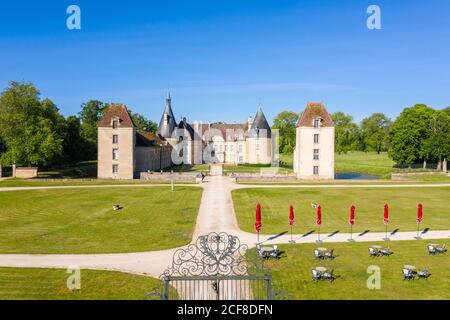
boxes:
[349,205,356,226]
[254,203,262,232]
[316,205,322,226]
[417,203,423,223]
[383,204,389,225]
[289,205,295,226]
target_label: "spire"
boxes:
[157,93,177,138]
[251,107,271,138]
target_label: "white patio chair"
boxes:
[402,268,414,280]
[368,247,378,257]
[311,269,321,281]
[314,250,323,260]
[427,245,437,255]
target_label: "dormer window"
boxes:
[112,118,119,129]
[313,118,321,128]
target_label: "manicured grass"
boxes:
[0,186,202,253]
[232,187,450,234]
[254,240,450,300]
[335,151,395,178]
[0,178,196,188]
[0,267,168,300]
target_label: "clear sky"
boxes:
[0,0,449,124]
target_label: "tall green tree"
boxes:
[421,111,450,169]
[388,104,436,166]
[62,115,87,164]
[360,113,392,154]
[0,81,63,166]
[78,100,108,159]
[330,112,360,154]
[272,111,300,154]
[130,111,158,132]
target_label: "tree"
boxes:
[0,81,63,166]
[442,107,450,117]
[360,113,392,154]
[330,112,360,154]
[61,116,87,164]
[421,111,450,170]
[388,104,436,166]
[78,100,108,159]
[130,111,157,132]
[272,111,300,154]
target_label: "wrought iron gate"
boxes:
[147,232,283,300]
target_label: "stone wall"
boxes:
[140,171,200,183]
[14,167,38,179]
[230,172,298,183]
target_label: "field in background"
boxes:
[0,186,202,253]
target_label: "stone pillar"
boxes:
[12,161,16,178]
[443,159,448,173]
[0,163,2,178]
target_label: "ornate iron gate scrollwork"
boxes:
[146,232,290,300]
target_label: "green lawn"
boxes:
[0,178,192,188]
[335,151,395,178]
[0,267,168,300]
[232,187,450,234]
[255,240,450,300]
[0,186,202,253]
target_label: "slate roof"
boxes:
[297,102,334,127]
[157,93,177,138]
[98,104,136,128]
[250,108,271,138]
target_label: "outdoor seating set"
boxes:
[402,265,430,280]
[427,243,447,255]
[368,245,392,257]
[311,266,335,282]
[313,247,335,260]
[256,244,280,259]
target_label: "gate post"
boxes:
[163,277,170,300]
[266,277,273,300]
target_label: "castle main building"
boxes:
[97,93,273,179]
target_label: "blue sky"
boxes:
[0,0,449,124]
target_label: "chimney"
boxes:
[247,116,253,130]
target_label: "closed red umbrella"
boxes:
[289,205,295,243]
[416,203,423,239]
[349,205,356,226]
[289,205,295,226]
[383,204,389,225]
[316,205,322,242]
[349,205,356,241]
[254,203,262,232]
[417,203,423,223]
[383,203,389,240]
[317,205,322,226]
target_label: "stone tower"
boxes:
[294,102,335,179]
[97,104,136,179]
[247,108,272,164]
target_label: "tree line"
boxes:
[272,105,450,168]
[0,81,157,167]
[1,81,449,169]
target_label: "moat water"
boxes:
[335,172,379,180]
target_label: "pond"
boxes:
[335,172,379,180]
